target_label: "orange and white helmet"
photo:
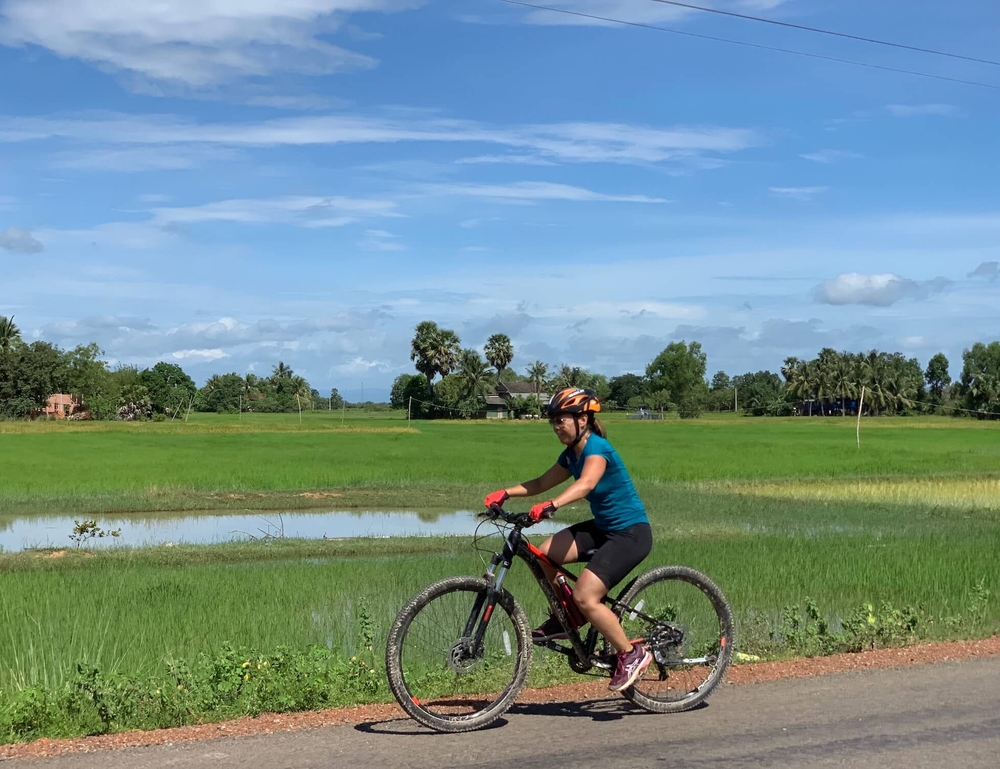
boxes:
[544,387,601,417]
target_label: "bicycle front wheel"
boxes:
[385,576,532,732]
[617,566,734,713]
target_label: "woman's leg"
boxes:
[573,571,632,653]
[536,527,582,587]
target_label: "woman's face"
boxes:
[549,412,589,446]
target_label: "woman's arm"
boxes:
[504,463,572,498]
[550,455,607,510]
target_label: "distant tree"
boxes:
[733,370,787,416]
[925,353,951,406]
[710,371,732,391]
[196,373,246,413]
[63,343,109,412]
[609,373,646,409]
[410,321,461,397]
[329,387,345,410]
[0,340,66,418]
[457,348,492,398]
[272,361,294,380]
[526,361,549,402]
[959,341,1000,417]
[140,362,196,415]
[645,341,708,409]
[484,333,514,378]
[0,315,20,352]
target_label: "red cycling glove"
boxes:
[529,501,557,522]
[483,489,510,508]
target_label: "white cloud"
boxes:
[170,348,229,362]
[0,227,44,254]
[359,229,404,251]
[885,104,960,118]
[815,273,952,307]
[0,112,761,168]
[0,0,424,87]
[423,181,667,204]
[151,195,399,227]
[52,146,238,172]
[800,149,861,164]
[769,186,828,201]
[456,154,557,166]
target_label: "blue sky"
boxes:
[1,0,998,401]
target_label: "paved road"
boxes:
[9,658,1000,768]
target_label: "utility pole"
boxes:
[408,396,412,426]
[734,386,738,413]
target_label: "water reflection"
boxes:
[0,510,563,552]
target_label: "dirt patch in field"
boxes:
[298,492,343,499]
[3,636,998,762]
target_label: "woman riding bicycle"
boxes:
[484,387,653,692]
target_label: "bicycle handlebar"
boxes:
[478,503,553,528]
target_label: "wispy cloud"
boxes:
[769,186,828,200]
[0,0,424,88]
[0,112,762,168]
[456,154,557,166]
[150,196,399,227]
[422,181,667,204]
[359,229,405,251]
[0,227,44,254]
[814,273,952,307]
[51,146,239,172]
[800,149,861,164]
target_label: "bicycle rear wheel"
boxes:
[616,566,734,713]
[385,576,532,732]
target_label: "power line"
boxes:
[646,0,1000,68]
[498,0,1000,91]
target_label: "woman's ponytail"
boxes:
[590,415,607,439]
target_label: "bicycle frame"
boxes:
[467,514,658,673]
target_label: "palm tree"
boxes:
[526,360,549,403]
[0,315,20,352]
[484,334,514,378]
[832,354,857,416]
[410,321,462,397]
[457,349,492,398]
[272,361,293,380]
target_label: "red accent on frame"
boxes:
[526,542,577,582]
[483,604,494,623]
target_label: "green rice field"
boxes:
[1,412,998,738]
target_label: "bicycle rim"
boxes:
[386,576,531,732]
[617,566,734,713]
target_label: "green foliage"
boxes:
[0,341,67,418]
[410,321,461,396]
[646,341,707,410]
[924,352,951,405]
[483,333,513,377]
[608,373,646,409]
[139,363,196,416]
[733,370,789,417]
[960,341,1000,417]
[68,520,122,548]
[0,641,389,743]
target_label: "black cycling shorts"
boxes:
[567,519,653,590]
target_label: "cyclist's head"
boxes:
[545,388,606,443]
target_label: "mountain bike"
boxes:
[385,505,734,733]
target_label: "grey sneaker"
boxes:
[608,643,652,692]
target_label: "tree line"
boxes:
[0,316,349,419]
[398,320,1000,420]
[3,313,999,420]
